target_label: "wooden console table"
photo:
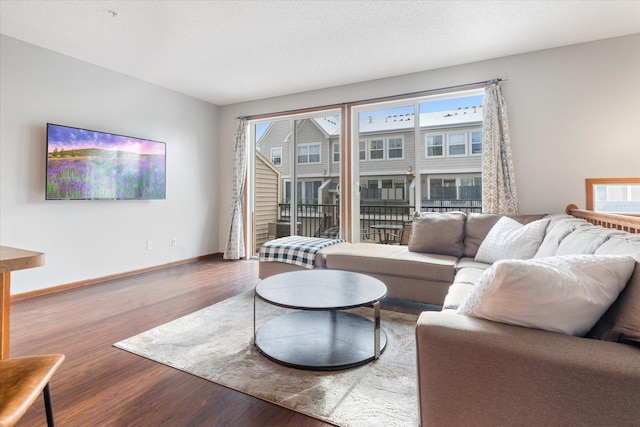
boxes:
[0,246,45,359]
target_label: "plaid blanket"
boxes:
[259,236,346,269]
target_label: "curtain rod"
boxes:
[236,78,507,120]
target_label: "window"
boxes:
[426,134,444,157]
[586,178,640,213]
[270,147,282,166]
[298,180,322,204]
[332,142,340,162]
[470,131,482,155]
[429,177,457,200]
[459,176,482,200]
[287,179,323,204]
[427,131,481,157]
[297,143,320,164]
[387,137,403,159]
[250,88,485,256]
[448,133,466,156]
[369,139,384,160]
[284,181,291,203]
[360,137,403,162]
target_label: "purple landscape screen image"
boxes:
[46,124,166,200]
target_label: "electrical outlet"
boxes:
[171,238,177,247]
[146,240,153,250]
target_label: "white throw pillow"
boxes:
[457,255,636,336]
[475,217,549,263]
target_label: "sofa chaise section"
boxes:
[415,311,640,427]
[325,243,458,304]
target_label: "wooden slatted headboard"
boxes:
[566,204,640,234]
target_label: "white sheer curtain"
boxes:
[481,81,519,215]
[223,118,248,260]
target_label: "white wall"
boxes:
[1,36,219,295]
[217,34,640,250]
[3,34,638,293]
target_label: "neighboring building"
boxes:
[592,181,640,213]
[256,105,483,210]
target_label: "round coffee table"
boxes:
[253,269,387,371]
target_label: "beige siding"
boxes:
[359,131,416,175]
[420,155,481,173]
[254,151,280,253]
[257,120,290,175]
[295,119,329,177]
[418,125,482,173]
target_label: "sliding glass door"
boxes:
[247,87,485,254]
[417,91,485,214]
[351,89,485,242]
[354,103,416,243]
[251,111,341,255]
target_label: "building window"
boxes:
[369,139,384,160]
[286,179,323,204]
[429,177,457,200]
[387,137,403,159]
[297,143,321,164]
[426,134,444,157]
[587,177,640,213]
[359,141,367,160]
[296,180,322,204]
[426,175,482,201]
[332,142,340,163]
[448,132,466,156]
[470,130,482,155]
[284,181,291,203]
[270,147,282,166]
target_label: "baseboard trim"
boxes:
[12,253,223,301]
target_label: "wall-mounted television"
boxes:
[46,123,166,200]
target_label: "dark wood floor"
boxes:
[10,257,424,427]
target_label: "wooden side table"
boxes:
[0,246,45,359]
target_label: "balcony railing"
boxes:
[270,199,481,241]
[277,203,340,238]
[421,199,482,213]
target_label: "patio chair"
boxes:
[387,221,413,245]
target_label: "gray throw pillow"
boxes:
[408,211,466,257]
[463,213,502,257]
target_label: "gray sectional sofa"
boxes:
[259,212,547,305]
[258,211,640,426]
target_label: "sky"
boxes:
[254,94,484,141]
[47,124,166,155]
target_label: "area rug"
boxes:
[115,291,420,427]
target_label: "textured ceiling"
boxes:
[1,1,639,106]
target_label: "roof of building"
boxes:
[357,105,483,134]
[312,116,340,136]
[310,106,483,137]
[257,105,483,144]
